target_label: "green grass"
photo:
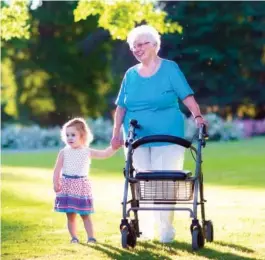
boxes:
[2,137,265,259]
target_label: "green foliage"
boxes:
[0,0,31,40]
[1,0,182,125]
[163,2,265,107]
[73,0,182,40]
[1,0,182,41]
[1,1,265,125]
[1,58,18,117]
[1,2,115,125]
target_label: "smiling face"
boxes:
[131,34,157,63]
[65,126,83,148]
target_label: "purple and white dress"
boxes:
[54,146,94,215]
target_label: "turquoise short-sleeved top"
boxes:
[115,59,194,146]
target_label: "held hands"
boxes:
[111,135,124,150]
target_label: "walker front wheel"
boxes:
[120,223,137,249]
[192,226,205,250]
[121,226,128,249]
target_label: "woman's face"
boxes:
[131,35,157,62]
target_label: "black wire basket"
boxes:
[136,179,194,201]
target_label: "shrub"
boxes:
[1,114,264,150]
[185,113,245,141]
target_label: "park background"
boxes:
[1,0,265,259]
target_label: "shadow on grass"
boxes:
[213,240,255,253]
[153,240,256,260]
[79,241,172,260]
[80,239,256,260]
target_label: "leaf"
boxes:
[0,0,31,41]
[73,0,182,40]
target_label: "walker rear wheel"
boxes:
[127,222,137,248]
[204,220,214,242]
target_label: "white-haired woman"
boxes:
[111,25,206,243]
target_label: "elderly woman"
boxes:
[111,25,206,243]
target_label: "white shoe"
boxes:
[160,237,174,243]
[159,228,175,243]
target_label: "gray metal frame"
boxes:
[121,120,207,238]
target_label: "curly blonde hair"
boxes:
[61,117,93,146]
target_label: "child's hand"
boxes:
[111,135,123,150]
[113,139,123,150]
[54,181,62,193]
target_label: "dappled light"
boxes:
[1,1,265,259]
[2,142,265,259]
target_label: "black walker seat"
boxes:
[135,170,192,181]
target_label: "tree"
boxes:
[1,1,111,125]
[162,1,265,117]
[1,0,31,41]
[1,0,182,41]
[1,1,182,125]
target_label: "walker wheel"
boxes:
[121,223,137,249]
[192,226,205,250]
[121,226,128,249]
[127,227,137,248]
[204,220,214,242]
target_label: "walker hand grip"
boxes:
[203,125,209,139]
[199,124,208,140]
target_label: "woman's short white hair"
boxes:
[127,25,161,53]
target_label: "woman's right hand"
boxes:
[111,135,123,150]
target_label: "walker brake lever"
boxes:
[130,119,141,129]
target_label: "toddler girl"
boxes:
[53,117,122,243]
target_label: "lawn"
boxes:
[2,137,265,260]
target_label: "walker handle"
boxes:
[198,124,208,140]
[131,135,192,150]
[198,124,208,147]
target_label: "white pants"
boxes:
[131,145,185,243]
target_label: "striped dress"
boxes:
[54,146,94,215]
